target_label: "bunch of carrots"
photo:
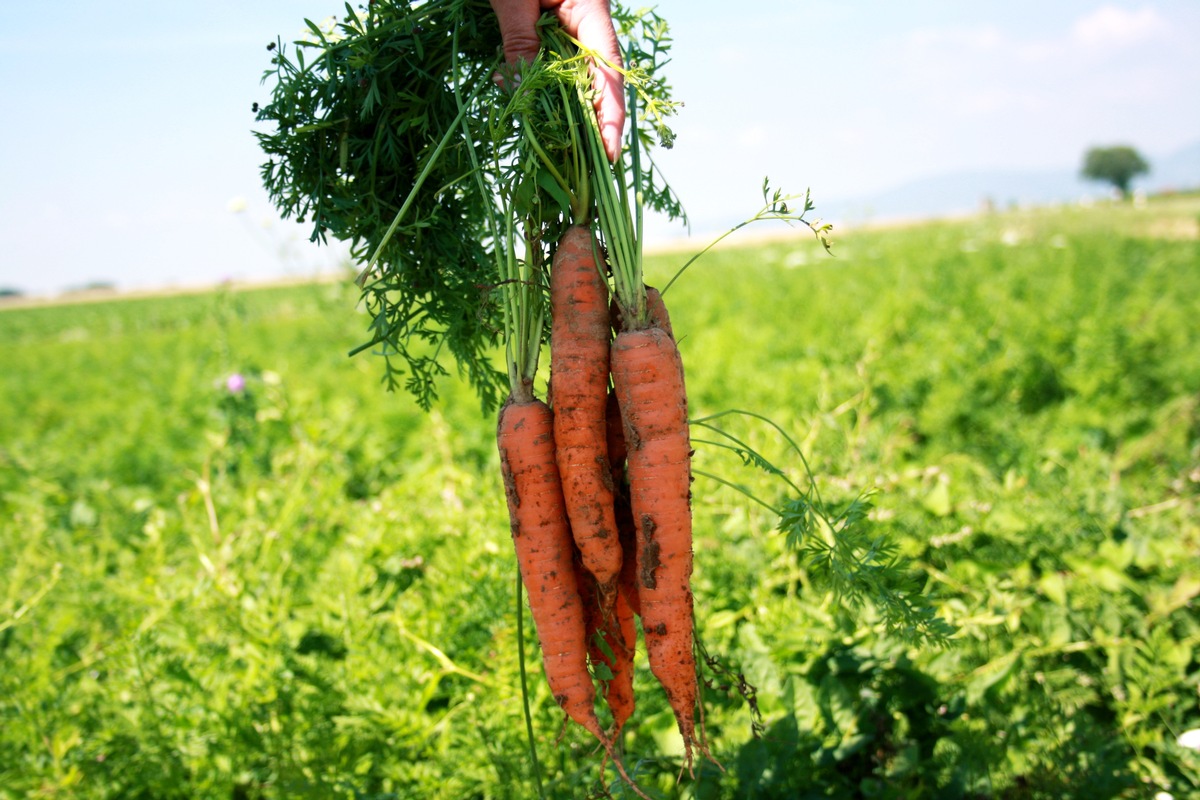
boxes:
[500,243,699,757]
[257,8,837,798]
[483,20,707,787]
[258,3,831,790]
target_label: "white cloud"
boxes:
[906,6,1170,71]
[890,5,1184,121]
[1071,6,1167,49]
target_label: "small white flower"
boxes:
[226,196,248,214]
[1178,728,1200,751]
[1154,792,1174,800]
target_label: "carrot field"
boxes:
[2,197,1199,799]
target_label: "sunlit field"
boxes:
[2,196,1198,799]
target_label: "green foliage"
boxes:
[256,0,509,412]
[3,197,1200,798]
[1081,144,1150,198]
[253,2,687,413]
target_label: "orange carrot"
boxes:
[577,554,636,736]
[643,285,674,340]
[610,284,673,341]
[497,397,607,745]
[607,389,642,620]
[608,582,637,735]
[551,225,622,603]
[610,323,700,762]
[605,388,628,485]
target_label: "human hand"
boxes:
[489,0,625,162]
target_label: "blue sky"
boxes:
[1,1,1197,295]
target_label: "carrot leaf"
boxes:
[257,0,512,412]
[695,411,955,647]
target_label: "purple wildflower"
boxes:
[226,373,246,393]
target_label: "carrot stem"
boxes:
[522,125,573,212]
[691,408,826,511]
[579,48,648,328]
[628,40,644,270]
[659,189,832,296]
[515,566,547,799]
[689,425,805,498]
[691,468,783,515]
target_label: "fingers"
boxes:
[490,0,541,75]
[493,0,627,161]
[550,0,625,162]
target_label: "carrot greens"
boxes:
[255,2,685,411]
[256,0,510,411]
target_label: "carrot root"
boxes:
[577,555,636,736]
[499,396,651,799]
[551,225,622,601]
[610,324,700,762]
[498,397,607,744]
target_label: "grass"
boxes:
[2,196,1198,799]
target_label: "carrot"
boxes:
[583,50,704,765]
[609,284,673,341]
[605,388,628,484]
[643,285,674,340]
[608,582,637,735]
[607,389,642,619]
[497,397,607,745]
[610,323,701,762]
[550,225,623,605]
[576,554,636,736]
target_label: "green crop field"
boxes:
[2,197,1199,799]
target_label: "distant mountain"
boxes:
[1153,139,1200,189]
[822,139,1200,226]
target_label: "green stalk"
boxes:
[559,82,590,219]
[550,78,591,223]
[629,50,644,270]
[692,468,783,515]
[518,27,594,225]
[691,407,825,511]
[660,186,834,296]
[688,423,805,498]
[521,125,573,208]
[450,31,526,398]
[659,222,748,296]
[502,207,523,395]
[517,217,546,396]
[515,567,546,799]
[581,62,645,327]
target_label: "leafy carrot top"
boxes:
[255,1,684,413]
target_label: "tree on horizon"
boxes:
[1081,145,1150,198]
